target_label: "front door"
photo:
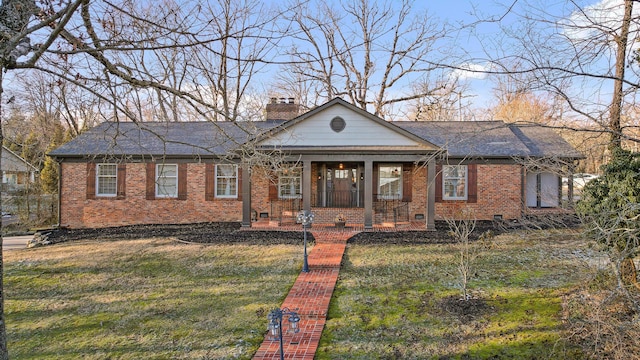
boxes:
[333,168,353,207]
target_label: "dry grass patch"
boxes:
[318,229,600,359]
[5,237,305,359]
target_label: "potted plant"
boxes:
[334,213,346,228]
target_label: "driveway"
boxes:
[2,235,32,250]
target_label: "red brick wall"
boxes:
[434,164,522,220]
[250,166,272,218]
[60,162,243,228]
[410,165,428,218]
[61,161,525,228]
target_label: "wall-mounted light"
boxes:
[339,163,344,170]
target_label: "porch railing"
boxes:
[392,202,410,225]
[269,194,410,225]
[270,198,302,225]
[312,190,363,208]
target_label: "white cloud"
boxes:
[562,0,638,45]
[452,63,488,80]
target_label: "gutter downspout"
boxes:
[56,159,62,228]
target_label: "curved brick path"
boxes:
[252,229,358,360]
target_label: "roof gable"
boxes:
[2,146,38,172]
[256,98,438,150]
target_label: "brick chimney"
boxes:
[265,97,300,121]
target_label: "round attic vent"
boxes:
[330,116,346,133]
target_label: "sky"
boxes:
[399,0,630,114]
[4,0,628,123]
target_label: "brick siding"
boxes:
[435,164,522,220]
[60,161,525,228]
[60,162,242,228]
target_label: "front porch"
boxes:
[244,159,437,230]
[267,199,412,227]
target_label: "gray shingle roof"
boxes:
[393,121,583,159]
[50,118,582,160]
[49,121,284,158]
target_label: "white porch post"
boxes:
[427,159,436,230]
[364,160,373,229]
[303,160,312,212]
[241,163,252,228]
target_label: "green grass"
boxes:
[5,238,304,359]
[316,230,596,359]
[6,230,604,359]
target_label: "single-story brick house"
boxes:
[49,98,583,229]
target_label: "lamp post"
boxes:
[297,210,314,273]
[267,307,301,360]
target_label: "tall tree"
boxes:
[469,0,639,149]
[280,0,452,119]
[0,0,283,356]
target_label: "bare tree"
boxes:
[279,0,452,118]
[0,0,288,355]
[468,0,640,150]
[408,75,473,121]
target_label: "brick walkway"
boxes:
[252,229,358,360]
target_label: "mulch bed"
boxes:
[42,222,310,246]
[38,215,580,246]
[347,221,501,245]
[438,295,493,322]
[41,221,500,246]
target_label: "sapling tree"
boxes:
[445,209,479,301]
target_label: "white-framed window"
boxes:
[96,164,117,197]
[215,164,238,198]
[378,164,402,199]
[443,165,467,200]
[156,164,178,198]
[279,167,302,198]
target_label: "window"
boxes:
[156,164,178,198]
[279,167,302,198]
[378,164,402,199]
[96,164,117,197]
[443,165,467,200]
[215,164,238,198]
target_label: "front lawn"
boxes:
[5,228,628,359]
[5,238,303,359]
[317,230,600,359]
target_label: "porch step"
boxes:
[310,208,364,224]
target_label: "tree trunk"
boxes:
[609,0,633,151]
[0,67,9,360]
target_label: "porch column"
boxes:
[303,160,312,212]
[241,164,252,228]
[364,160,373,229]
[426,159,436,230]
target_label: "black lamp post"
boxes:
[267,307,301,360]
[297,210,314,273]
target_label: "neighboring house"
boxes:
[49,98,584,229]
[2,146,38,192]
